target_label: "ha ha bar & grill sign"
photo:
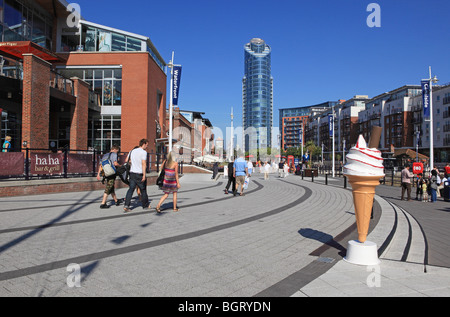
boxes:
[31,153,64,175]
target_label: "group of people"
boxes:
[224,157,297,196]
[224,156,251,197]
[401,163,447,203]
[97,139,181,213]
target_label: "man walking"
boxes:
[224,161,236,195]
[97,145,123,209]
[401,164,415,201]
[233,155,248,196]
[124,139,150,212]
[278,160,284,178]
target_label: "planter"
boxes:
[304,169,318,177]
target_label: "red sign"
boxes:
[30,153,64,175]
[412,162,423,174]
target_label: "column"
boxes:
[22,54,51,149]
[70,77,90,150]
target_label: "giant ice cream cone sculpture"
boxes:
[344,134,384,243]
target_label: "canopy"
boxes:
[0,41,65,62]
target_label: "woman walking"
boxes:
[156,152,181,212]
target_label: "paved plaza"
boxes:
[0,172,449,297]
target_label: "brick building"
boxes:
[0,0,167,154]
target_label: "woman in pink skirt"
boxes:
[156,152,181,212]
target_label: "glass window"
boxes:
[4,0,22,29]
[4,27,23,41]
[84,69,93,80]
[94,70,103,79]
[0,0,4,23]
[112,33,126,51]
[32,15,47,46]
[126,37,141,51]
[112,119,121,130]
[94,80,102,100]
[113,80,121,106]
[98,30,112,52]
[103,80,113,106]
[83,26,97,51]
[113,69,122,79]
[104,69,113,78]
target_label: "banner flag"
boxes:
[422,80,430,120]
[328,115,333,137]
[172,66,182,106]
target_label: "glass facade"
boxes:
[0,0,53,50]
[59,67,122,151]
[243,38,273,151]
[60,21,165,71]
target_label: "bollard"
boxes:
[312,171,314,182]
[344,175,347,189]
[325,173,328,185]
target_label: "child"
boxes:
[416,173,423,200]
[422,180,428,203]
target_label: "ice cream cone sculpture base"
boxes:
[346,175,382,243]
[344,240,381,266]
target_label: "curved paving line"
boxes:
[256,178,383,297]
[0,182,312,282]
[0,182,224,213]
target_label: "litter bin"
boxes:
[444,180,450,202]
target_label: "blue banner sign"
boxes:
[421,80,430,120]
[172,66,182,106]
[328,115,333,137]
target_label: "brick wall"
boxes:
[65,52,167,154]
[70,78,90,149]
[22,54,51,149]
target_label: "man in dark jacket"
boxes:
[224,161,236,195]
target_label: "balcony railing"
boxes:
[0,55,23,80]
[50,71,74,95]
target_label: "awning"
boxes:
[394,149,429,161]
[0,41,65,62]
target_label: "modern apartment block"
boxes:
[279,106,319,151]
[358,86,421,150]
[409,84,450,162]
[0,0,167,154]
[242,38,273,152]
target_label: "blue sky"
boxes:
[75,0,449,144]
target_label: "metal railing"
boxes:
[49,70,74,95]
[0,149,175,181]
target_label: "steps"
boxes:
[379,201,428,267]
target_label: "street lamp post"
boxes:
[167,51,182,153]
[332,105,335,178]
[424,66,438,171]
[168,51,175,153]
[415,129,420,162]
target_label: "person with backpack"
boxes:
[97,145,123,209]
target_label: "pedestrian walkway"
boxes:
[0,172,448,297]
